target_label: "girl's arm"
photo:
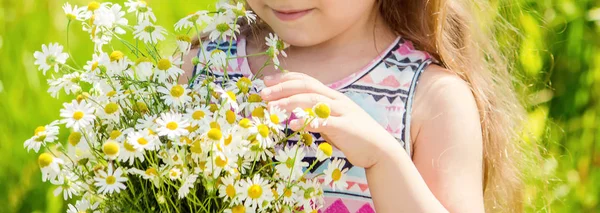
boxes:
[366,65,484,213]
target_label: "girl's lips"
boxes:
[272,9,313,21]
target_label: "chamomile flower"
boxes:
[315,142,334,162]
[244,139,274,161]
[323,158,349,191]
[24,121,60,153]
[266,33,289,69]
[38,153,64,182]
[239,175,274,211]
[178,174,198,199]
[185,106,212,127]
[93,3,128,35]
[63,2,85,21]
[125,0,156,23]
[119,140,145,165]
[203,12,239,41]
[102,140,120,160]
[209,49,228,71]
[84,52,110,73]
[156,112,190,138]
[135,114,158,130]
[60,100,96,131]
[174,10,212,31]
[215,87,239,111]
[158,83,192,108]
[133,21,167,44]
[94,165,127,194]
[132,58,154,81]
[298,132,317,150]
[128,167,160,187]
[276,182,299,206]
[176,35,192,55]
[97,101,122,123]
[127,129,160,151]
[312,102,331,127]
[47,73,82,98]
[233,117,254,138]
[238,93,267,114]
[218,175,241,204]
[34,43,69,75]
[67,198,99,213]
[265,106,288,131]
[293,107,319,129]
[168,167,182,180]
[274,145,308,180]
[249,118,274,148]
[206,150,238,178]
[228,2,257,24]
[51,172,83,200]
[153,56,184,82]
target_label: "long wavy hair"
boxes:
[193,0,530,211]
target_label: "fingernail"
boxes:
[264,76,273,81]
[261,88,271,96]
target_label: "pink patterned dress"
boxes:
[193,36,433,212]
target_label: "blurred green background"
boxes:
[0,0,599,212]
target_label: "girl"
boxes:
[182,0,527,212]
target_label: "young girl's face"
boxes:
[246,0,378,46]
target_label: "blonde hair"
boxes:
[194,0,530,211]
[378,0,529,211]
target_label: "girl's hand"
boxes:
[260,72,402,169]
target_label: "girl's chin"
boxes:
[273,30,329,47]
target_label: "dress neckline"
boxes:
[237,36,402,90]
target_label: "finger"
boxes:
[261,79,340,101]
[267,94,345,116]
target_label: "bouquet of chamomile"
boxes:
[26,1,341,212]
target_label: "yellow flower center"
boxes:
[285,157,294,169]
[224,135,233,146]
[251,106,265,118]
[135,57,152,65]
[225,110,236,124]
[176,34,191,42]
[313,103,331,119]
[304,108,316,117]
[38,153,53,168]
[248,184,263,199]
[236,77,252,94]
[207,128,222,141]
[170,85,185,98]
[248,94,262,102]
[284,188,293,197]
[144,25,155,33]
[270,114,280,124]
[34,126,45,136]
[66,13,76,21]
[145,168,158,176]
[166,121,179,130]
[226,184,236,198]
[170,170,179,177]
[124,141,137,152]
[216,23,230,33]
[137,137,148,145]
[109,130,122,140]
[301,133,314,146]
[239,118,252,129]
[106,175,116,185]
[107,90,117,97]
[190,141,202,154]
[192,110,205,120]
[68,132,82,146]
[226,91,236,101]
[332,168,342,181]
[210,121,221,130]
[257,124,269,138]
[209,103,219,112]
[88,1,100,11]
[318,142,333,157]
[91,61,99,71]
[104,102,119,114]
[72,111,84,120]
[110,51,124,62]
[103,141,120,156]
[180,136,192,145]
[231,205,245,213]
[215,156,228,168]
[136,102,149,113]
[157,58,171,71]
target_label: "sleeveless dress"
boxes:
[192,36,433,212]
